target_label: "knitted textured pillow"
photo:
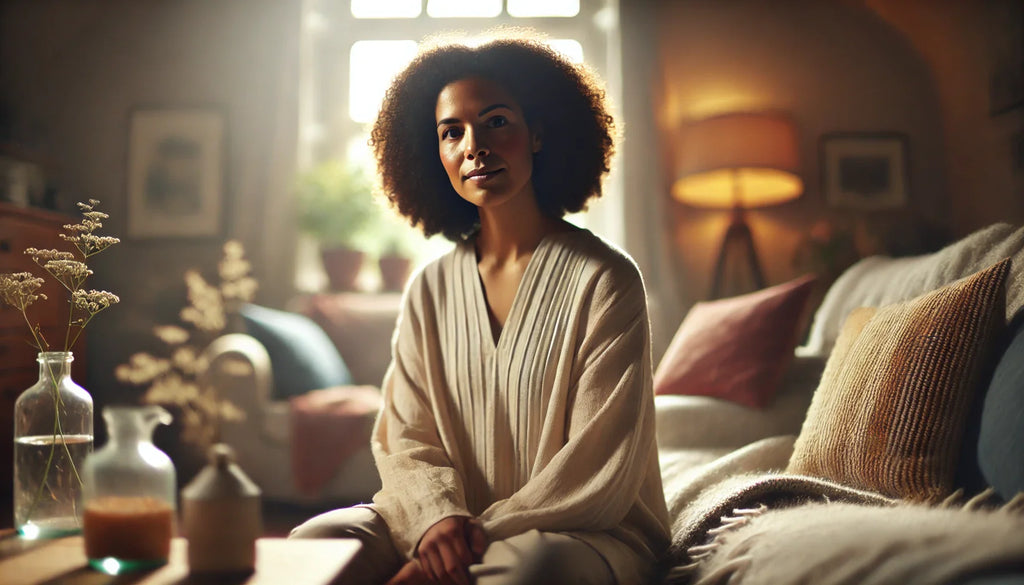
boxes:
[787,259,1010,502]
[654,275,818,409]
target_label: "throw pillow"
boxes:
[653,274,818,409]
[787,259,1010,502]
[974,312,1024,500]
[240,304,354,400]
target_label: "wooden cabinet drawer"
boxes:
[0,367,36,403]
[0,216,62,269]
[0,334,42,368]
[0,211,72,329]
[0,367,37,499]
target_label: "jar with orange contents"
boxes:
[81,405,177,574]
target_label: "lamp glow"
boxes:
[672,112,803,298]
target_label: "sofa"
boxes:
[654,222,1024,584]
[202,222,1024,584]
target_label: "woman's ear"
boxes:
[531,125,543,153]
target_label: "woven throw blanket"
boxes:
[663,472,894,574]
[661,470,1024,585]
[685,498,1024,585]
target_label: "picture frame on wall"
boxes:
[126,107,225,239]
[821,133,908,210]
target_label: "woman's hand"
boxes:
[385,559,432,585]
[416,516,488,585]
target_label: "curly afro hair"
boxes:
[370,33,616,242]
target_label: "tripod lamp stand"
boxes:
[672,112,803,299]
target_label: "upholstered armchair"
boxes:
[200,303,387,505]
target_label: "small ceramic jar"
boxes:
[182,443,262,574]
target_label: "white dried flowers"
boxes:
[114,240,256,448]
[0,199,120,353]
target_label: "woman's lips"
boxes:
[465,169,504,182]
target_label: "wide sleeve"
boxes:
[478,260,661,538]
[369,275,471,558]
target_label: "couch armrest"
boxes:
[655,355,824,450]
[200,333,275,443]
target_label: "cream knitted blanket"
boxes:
[800,223,1024,358]
[662,471,1024,585]
[684,497,1024,585]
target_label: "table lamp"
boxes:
[672,112,803,298]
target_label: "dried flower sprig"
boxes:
[0,199,120,353]
[115,240,256,449]
[60,200,120,256]
[0,272,47,313]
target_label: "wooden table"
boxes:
[0,535,360,585]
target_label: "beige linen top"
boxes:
[369,229,671,584]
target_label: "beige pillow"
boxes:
[787,258,1010,501]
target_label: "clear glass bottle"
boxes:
[13,351,94,539]
[82,405,177,574]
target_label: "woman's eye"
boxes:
[440,127,462,140]
[487,116,508,128]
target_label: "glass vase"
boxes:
[13,351,94,539]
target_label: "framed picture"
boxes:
[821,133,908,210]
[126,108,225,239]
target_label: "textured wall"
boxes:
[655,0,950,306]
[0,0,299,407]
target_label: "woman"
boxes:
[291,34,670,585]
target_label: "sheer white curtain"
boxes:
[619,0,684,364]
[233,0,304,308]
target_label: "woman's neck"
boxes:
[475,193,571,265]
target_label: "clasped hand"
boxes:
[386,516,487,585]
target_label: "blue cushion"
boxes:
[240,304,353,400]
[976,313,1024,500]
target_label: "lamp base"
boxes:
[710,207,766,299]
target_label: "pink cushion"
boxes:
[654,275,818,408]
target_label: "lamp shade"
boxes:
[672,112,803,209]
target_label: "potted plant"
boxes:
[375,212,418,292]
[295,160,377,291]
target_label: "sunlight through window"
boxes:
[508,0,580,18]
[427,0,502,18]
[351,0,421,18]
[349,40,419,123]
[547,39,584,64]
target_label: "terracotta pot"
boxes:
[320,247,365,291]
[378,254,412,292]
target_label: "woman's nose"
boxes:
[465,131,489,160]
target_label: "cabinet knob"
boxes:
[0,239,10,253]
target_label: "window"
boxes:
[297,0,621,292]
[348,41,419,123]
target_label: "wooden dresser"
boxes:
[0,202,88,523]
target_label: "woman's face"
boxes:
[435,77,542,211]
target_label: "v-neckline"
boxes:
[465,231,568,352]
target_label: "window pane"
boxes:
[351,0,421,18]
[508,0,579,17]
[426,0,501,18]
[547,39,584,64]
[349,41,419,123]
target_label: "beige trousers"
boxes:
[289,506,615,585]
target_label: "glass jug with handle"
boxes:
[81,405,177,574]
